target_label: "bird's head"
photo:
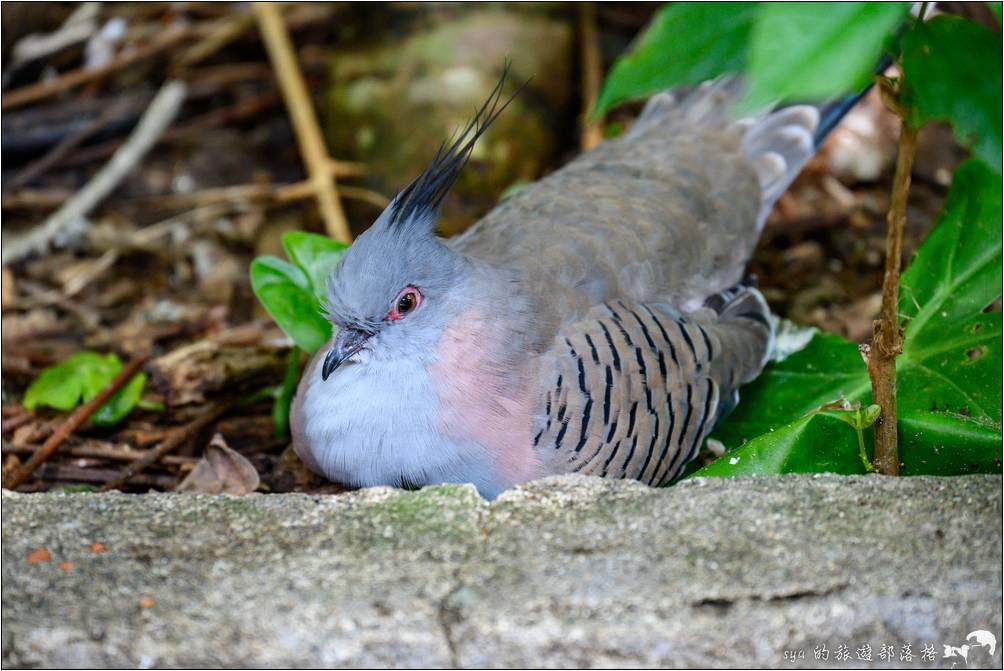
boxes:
[320,68,518,381]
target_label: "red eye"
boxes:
[388,286,423,321]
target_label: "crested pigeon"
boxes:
[292,74,833,499]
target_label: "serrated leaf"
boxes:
[742,2,908,111]
[250,256,331,353]
[282,231,349,299]
[709,160,1002,475]
[23,351,146,427]
[901,16,1003,173]
[594,3,758,115]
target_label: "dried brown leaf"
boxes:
[176,432,259,495]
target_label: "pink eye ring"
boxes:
[388,286,423,320]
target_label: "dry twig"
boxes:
[2,81,187,265]
[9,112,114,190]
[254,3,352,243]
[33,464,177,489]
[172,11,256,71]
[3,440,197,466]
[1,26,190,110]
[130,179,389,211]
[866,119,917,476]
[578,2,604,151]
[101,402,231,491]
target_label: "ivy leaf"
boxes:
[691,405,879,478]
[250,256,331,353]
[282,231,349,300]
[594,3,758,115]
[897,159,1002,424]
[707,160,1002,475]
[741,2,909,111]
[22,351,146,427]
[901,16,1003,173]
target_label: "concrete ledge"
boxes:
[2,474,1001,668]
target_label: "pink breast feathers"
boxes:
[429,310,544,489]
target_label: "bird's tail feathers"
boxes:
[740,105,820,230]
[629,77,743,137]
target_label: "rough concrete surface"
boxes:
[2,474,1001,668]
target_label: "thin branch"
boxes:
[172,12,256,71]
[100,402,231,491]
[867,116,919,476]
[578,2,604,150]
[60,87,281,167]
[254,3,352,243]
[7,107,118,189]
[2,354,148,490]
[1,26,190,110]
[32,464,177,489]
[126,179,389,211]
[2,81,187,265]
[3,440,198,466]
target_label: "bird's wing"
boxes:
[531,285,772,485]
[452,82,818,321]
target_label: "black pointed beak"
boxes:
[321,327,371,381]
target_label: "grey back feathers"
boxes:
[631,80,819,231]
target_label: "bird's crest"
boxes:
[386,63,524,229]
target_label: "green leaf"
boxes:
[708,160,1002,475]
[742,2,909,111]
[692,407,877,478]
[500,179,531,201]
[250,256,331,353]
[897,160,1003,423]
[22,351,146,427]
[282,231,348,299]
[901,16,1003,173]
[594,3,758,115]
[92,372,147,427]
[57,484,100,493]
[136,398,166,412]
[711,332,872,447]
[272,347,301,437]
[23,352,117,411]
